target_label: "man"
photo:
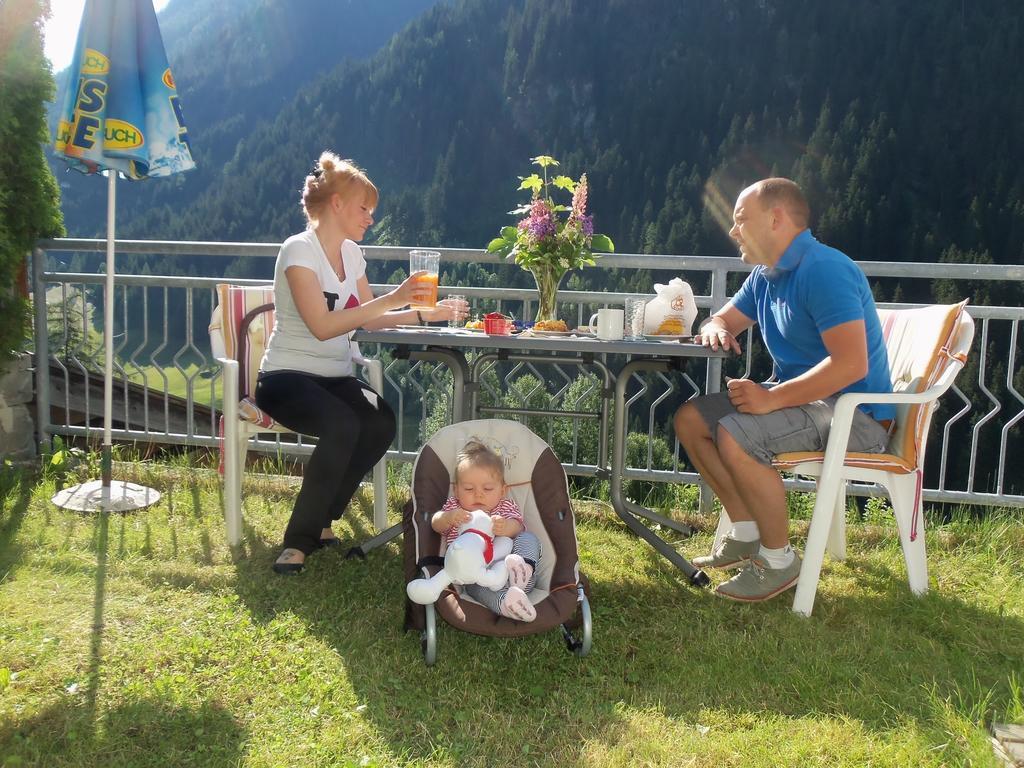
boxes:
[674,178,893,602]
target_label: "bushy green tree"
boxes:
[0,0,63,359]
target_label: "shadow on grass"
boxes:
[0,469,34,580]
[226,504,1024,765]
[0,698,246,768]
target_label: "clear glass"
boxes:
[409,249,440,309]
[530,263,565,323]
[624,296,646,340]
[446,294,466,328]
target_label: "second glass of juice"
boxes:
[409,249,440,309]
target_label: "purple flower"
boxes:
[524,199,557,240]
[581,214,594,237]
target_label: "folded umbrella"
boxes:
[52,0,195,511]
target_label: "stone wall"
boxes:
[0,353,35,461]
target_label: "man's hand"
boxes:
[726,378,776,414]
[697,323,743,354]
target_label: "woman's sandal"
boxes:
[272,548,305,575]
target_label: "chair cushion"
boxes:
[880,300,968,466]
[209,283,275,400]
[773,450,915,474]
[773,300,968,472]
[238,396,283,431]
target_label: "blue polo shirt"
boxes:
[731,230,894,421]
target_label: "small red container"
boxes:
[483,316,513,335]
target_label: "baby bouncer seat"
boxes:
[403,419,592,665]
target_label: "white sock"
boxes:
[730,520,760,542]
[758,544,794,569]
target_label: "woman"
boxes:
[256,150,466,574]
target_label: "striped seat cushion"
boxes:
[210,283,280,428]
[773,300,969,474]
[239,396,288,431]
[210,285,290,474]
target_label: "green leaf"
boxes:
[530,155,559,168]
[517,174,543,193]
[500,226,518,240]
[590,234,614,253]
[552,175,577,192]
[486,237,509,253]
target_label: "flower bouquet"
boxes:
[486,155,614,323]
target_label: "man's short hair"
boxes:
[754,178,810,228]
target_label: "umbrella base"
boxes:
[52,479,161,512]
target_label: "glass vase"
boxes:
[530,264,566,323]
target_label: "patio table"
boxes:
[353,326,729,586]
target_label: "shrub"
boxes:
[0,0,65,360]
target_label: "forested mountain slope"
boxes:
[49,0,442,236]
[55,0,1024,305]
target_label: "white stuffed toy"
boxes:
[406,509,513,605]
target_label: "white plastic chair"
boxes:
[713,301,974,616]
[209,283,388,547]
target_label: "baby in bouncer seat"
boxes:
[431,440,541,622]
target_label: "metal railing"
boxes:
[30,238,1024,509]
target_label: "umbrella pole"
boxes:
[51,172,159,512]
[102,171,116,488]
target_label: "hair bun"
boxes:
[318,152,339,174]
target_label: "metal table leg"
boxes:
[611,358,710,587]
[409,348,470,422]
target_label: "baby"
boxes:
[432,440,542,622]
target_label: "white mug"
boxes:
[589,308,624,340]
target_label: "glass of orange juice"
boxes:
[409,249,440,309]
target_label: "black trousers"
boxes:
[255,371,396,555]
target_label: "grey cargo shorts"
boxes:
[688,389,891,466]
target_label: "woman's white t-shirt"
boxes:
[260,229,366,378]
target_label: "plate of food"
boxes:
[528,329,578,337]
[532,320,569,332]
[643,334,694,343]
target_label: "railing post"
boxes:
[32,247,51,451]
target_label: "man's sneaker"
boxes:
[692,534,760,570]
[715,553,802,602]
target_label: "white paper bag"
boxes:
[643,278,698,336]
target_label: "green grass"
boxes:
[127,362,222,405]
[1,462,1022,768]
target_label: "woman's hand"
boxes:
[387,271,431,309]
[423,297,469,324]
